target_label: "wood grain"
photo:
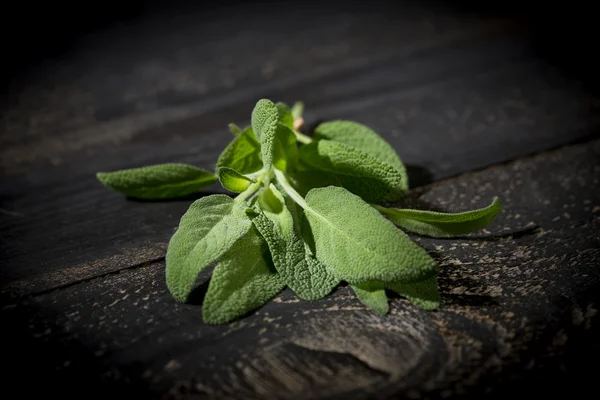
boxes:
[3,139,599,399]
[2,9,599,296]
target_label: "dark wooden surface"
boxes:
[2,1,599,398]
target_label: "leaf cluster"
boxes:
[97,99,501,324]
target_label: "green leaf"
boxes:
[298,140,403,203]
[216,127,263,174]
[217,167,255,193]
[314,120,409,194]
[96,163,216,199]
[251,185,339,300]
[287,170,342,197]
[166,195,252,302]
[351,282,389,316]
[251,99,279,171]
[228,123,243,136]
[273,123,298,172]
[387,277,440,310]
[276,102,294,129]
[302,186,438,284]
[202,225,285,324]
[291,101,304,120]
[376,197,502,238]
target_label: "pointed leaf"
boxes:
[377,197,502,237]
[299,140,403,202]
[387,277,440,310]
[166,195,252,302]
[352,282,389,316]
[251,99,279,171]
[217,167,255,193]
[303,186,438,284]
[202,226,285,324]
[216,127,262,174]
[96,163,216,199]
[315,120,409,194]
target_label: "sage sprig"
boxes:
[96,99,502,324]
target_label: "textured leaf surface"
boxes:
[165,195,252,302]
[352,282,389,315]
[217,167,254,193]
[202,226,285,324]
[377,197,502,237]
[387,277,440,310]
[96,163,216,199]
[216,127,262,174]
[315,120,409,193]
[303,186,438,284]
[299,140,403,202]
[251,99,279,171]
[276,102,294,129]
[251,186,339,300]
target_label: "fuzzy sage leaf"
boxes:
[299,140,404,202]
[202,225,285,324]
[96,163,216,199]
[216,127,262,174]
[376,197,502,237]
[166,195,252,302]
[314,120,409,195]
[302,186,438,284]
[352,282,389,316]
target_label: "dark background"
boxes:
[4,0,599,94]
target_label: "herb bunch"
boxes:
[97,99,501,324]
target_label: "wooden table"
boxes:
[2,2,599,398]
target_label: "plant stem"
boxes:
[274,169,308,209]
[235,181,262,202]
[294,130,313,144]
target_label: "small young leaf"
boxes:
[314,120,409,194]
[216,127,262,174]
[202,225,285,324]
[376,197,502,238]
[387,277,440,310]
[291,101,304,120]
[251,99,279,171]
[251,185,339,300]
[165,195,252,302]
[217,167,255,193]
[351,282,389,316]
[299,140,403,202]
[276,102,294,129]
[96,163,216,199]
[302,186,438,284]
[228,123,243,136]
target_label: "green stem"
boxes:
[372,204,390,214]
[294,130,313,144]
[235,181,262,202]
[274,169,308,209]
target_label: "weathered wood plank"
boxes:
[3,31,599,297]
[3,139,599,399]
